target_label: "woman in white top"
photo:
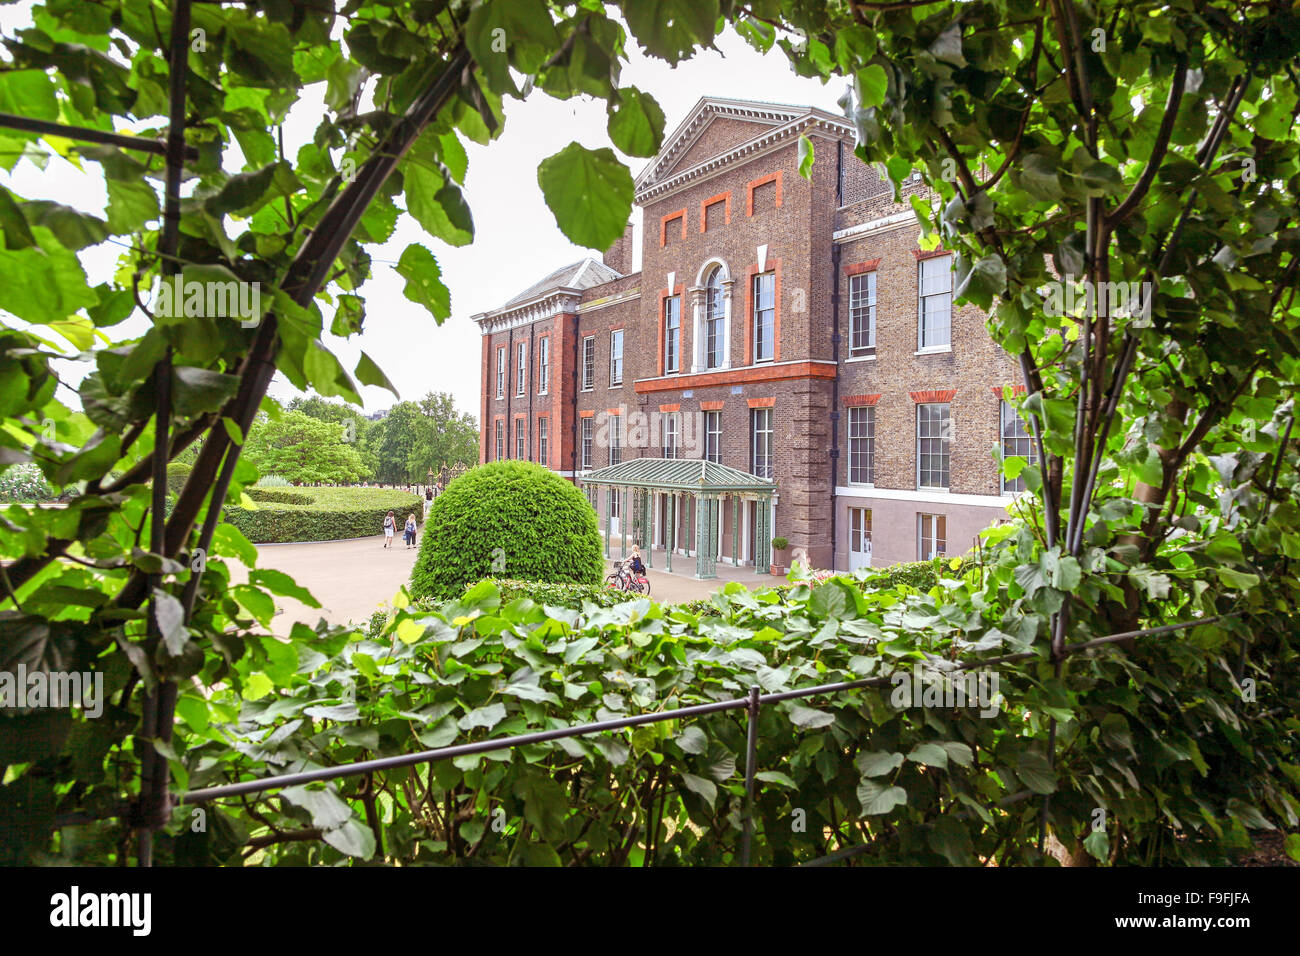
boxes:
[383,511,395,548]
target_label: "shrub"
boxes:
[256,474,291,487]
[410,461,604,601]
[165,462,192,494]
[771,536,788,551]
[0,462,55,503]
[864,557,965,592]
[223,486,423,543]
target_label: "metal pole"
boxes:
[740,684,761,866]
[604,485,611,558]
[621,486,628,558]
[666,495,673,574]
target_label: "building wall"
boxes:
[476,106,1030,572]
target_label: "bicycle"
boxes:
[605,563,651,597]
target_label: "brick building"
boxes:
[474,97,1030,573]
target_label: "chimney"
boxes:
[602,220,635,275]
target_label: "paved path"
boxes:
[233,535,786,635]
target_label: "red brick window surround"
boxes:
[700,192,732,232]
[909,389,957,404]
[660,208,687,246]
[493,416,505,461]
[989,384,1027,397]
[746,171,783,216]
[743,258,781,365]
[844,259,881,276]
[747,397,776,408]
[844,393,882,406]
[700,401,725,411]
[659,285,684,376]
[659,403,681,413]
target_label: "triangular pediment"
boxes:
[633,97,810,194]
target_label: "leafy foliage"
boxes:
[410,462,604,601]
[242,410,371,485]
[128,573,1300,867]
[224,486,423,543]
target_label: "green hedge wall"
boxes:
[409,461,604,601]
[223,486,424,544]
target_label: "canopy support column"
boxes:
[621,487,628,558]
[604,486,611,559]
[756,494,771,574]
[666,494,674,574]
[731,495,739,567]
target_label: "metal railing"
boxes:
[179,614,1233,866]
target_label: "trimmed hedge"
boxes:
[223,486,424,543]
[409,461,604,601]
[166,463,191,494]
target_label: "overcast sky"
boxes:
[0,12,847,419]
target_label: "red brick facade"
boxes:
[474,98,1025,571]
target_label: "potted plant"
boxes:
[770,536,789,575]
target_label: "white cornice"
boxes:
[833,210,919,243]
[473,289,582,335]
[577,288,641,314]
[835,486,1017,510]
[636,111,854,205]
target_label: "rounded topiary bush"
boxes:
[410,461,604,601]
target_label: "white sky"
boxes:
[0,11,847,418]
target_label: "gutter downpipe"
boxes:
[829,139,843,571]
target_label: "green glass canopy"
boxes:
[581,457,776,579]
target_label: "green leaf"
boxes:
[537,143,633,251]
[787,702,836,729]
[676,725,707,754]
[152,588,188,656]
[607,88,666,158]
[857,778,907,816]
[928,816,974,865]
[855,750,904,777]
[395,244,451,321]
[907,742,949,768]
[622,0,720,65]
[680,772,717,808]
[856,63,888,108]
[1015,751,1058,794]
[171,367,240,418]
[458,702,506,732]
[797,134,815,179]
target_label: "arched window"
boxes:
[704,266,725,369]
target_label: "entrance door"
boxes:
[609,488,620,537]
[848,507,873,571]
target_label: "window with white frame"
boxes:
[704,267,725,369]
[537,416,548,465]
[751,407,773,479]
[1000,399,1036,493]
[494,420,503,461]
[495,347,505,398]
[665,295,680,373]
[848,405,875,483]
[849,272,876,354]
[705,410,722,463]
[918,513,947,560]
[918,255,952,349]
[515,419,525,459]
[538,337,549,394]
[753,272,775,362]
[581,418,593,470]
[661,412,679,459]
[609,414,622,466]
[515,342,526,397]
[609,329,623,385]
[917,403,951,489]
[581,336,595,391]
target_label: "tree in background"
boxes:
[242,410,371,484]
[409,391,477,481]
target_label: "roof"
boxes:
[500,256,623,309]
[581,457,777,493]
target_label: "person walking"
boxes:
[382,511,395,548]
[404,513,417,549]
